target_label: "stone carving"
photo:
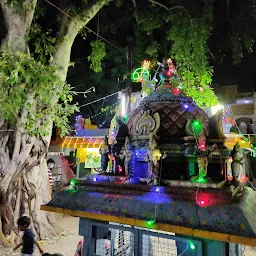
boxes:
[119,137,134,177]
[145,133,166,185]
[134,111,160,136]
[191,138,217,181]
[231,142,245,186]
[208,110,225,139]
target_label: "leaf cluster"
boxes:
[0,51,78,137]
[88,40,106,72]
[166,5,217,107]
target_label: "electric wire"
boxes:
[79,91,120,108]
[178,242,190,256]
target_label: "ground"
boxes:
[0,214,255,256]
[0,214,82,256]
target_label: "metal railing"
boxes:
[80,221,203,256]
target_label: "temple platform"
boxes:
[41,181,256,246]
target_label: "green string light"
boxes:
[188,240,195,250]
[70,179,76,187]
[192,119,203,136]
[146,220,155,227]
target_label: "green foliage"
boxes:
[26,23,56,64]
[26,7,56,64]
[100,104,117,114]
[0,51,78,137]
[166,5,218,107]
[88,40,106,72]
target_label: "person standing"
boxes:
[47,158,55,187]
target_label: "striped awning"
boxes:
[61,136,104,149]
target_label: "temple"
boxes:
[42,58,256,255]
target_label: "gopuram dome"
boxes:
[127,89,209,140]
[127,58,209,142]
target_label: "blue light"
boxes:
[184,104,189,109]
[156,187,160,193]
[93,177,97,182]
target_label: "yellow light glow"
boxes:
[142,60,151,69]
[211,104,224,115]
[86,148,100,152]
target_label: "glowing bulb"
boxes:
[147,220,155,226]
[118,165,123,173]
[156,187,160,193]
[200,200,205,205]
[191,120,203,135]
[189,240,195,250]
[198,177,205,183]
[184,104,189,109]
[93,177,97,182]
[165,70,173,76]
[173,87,181,95]
[70,179,76,187]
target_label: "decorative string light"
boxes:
[173,87,181,95]
[192,120,203,136]
[146,187,161,227]
[177,240,195,256]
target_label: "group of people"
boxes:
[14,216,64,256]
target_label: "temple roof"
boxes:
[127,89,209,139]
[41,182,256,246]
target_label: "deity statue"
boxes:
[208,110,226,139]
[119,137,134,177]
[145,133,166,185]
[192,137,217,181]
[231,142,245,186]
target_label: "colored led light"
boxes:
[70,179,76,186]
[165,70,173,76]
[118,165,123,173]
[147,220,155,226]
[189,240,195,250]
[93,177,97,182]
[156,187,160,193]
[192,120,203,135]
[173,87,181,95]
[184,104,189,109]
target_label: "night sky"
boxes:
[0,0,255,94]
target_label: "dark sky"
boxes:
[213,48,256,92]
[0,0,255,94]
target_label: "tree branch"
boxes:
[148,0,191,19]
[53,0,113,82]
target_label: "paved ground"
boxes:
[0,214,81,256]
[0,214,255,255]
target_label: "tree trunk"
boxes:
[0,0,37,51]
[0,0,57,245]
[52,0,112,81]
[0,0,112,246]
[0,125,59,246]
